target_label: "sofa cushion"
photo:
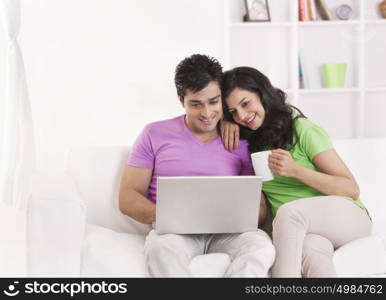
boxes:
[333,235,386,277]
[82,224,237,277]
[81,224,149,277]
[332,138,386,230]
[66,147,152,235]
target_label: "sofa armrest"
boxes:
[333,235,386,277]
[27,171,86,277]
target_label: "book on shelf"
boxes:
[308,0,317,21]
[299,0,310,21]
[298,54,305,89]
[315,0,333,20]
[379,0,386,18]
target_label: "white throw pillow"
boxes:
[66,146,152,236]
[81,224,149,277]
[333,235,386,277]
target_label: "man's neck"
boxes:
[194,130,219,143]
[184,116,219,143]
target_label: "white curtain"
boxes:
[0,0,36,276]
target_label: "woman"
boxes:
[220,66,372,278]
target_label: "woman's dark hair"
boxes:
[221,66,306,153]
[174,54,223,99]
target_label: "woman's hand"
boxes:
[268,149,299,178]
[219,120,240,152]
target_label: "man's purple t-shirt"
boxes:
[127,115,253,203]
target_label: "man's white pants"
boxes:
[144,229,275,277]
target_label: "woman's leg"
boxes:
[301,233,335,277]
[271,196,372,278]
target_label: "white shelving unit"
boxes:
[225,0,386,138]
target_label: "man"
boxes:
[119,54,274,277]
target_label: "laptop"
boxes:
[155,176,262,234]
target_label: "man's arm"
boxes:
[118,165,156,224]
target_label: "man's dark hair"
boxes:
[174,54,223,99]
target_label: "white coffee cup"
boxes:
[251,150,274,182]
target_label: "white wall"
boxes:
[0,8,5,170]
[18,0,225,171]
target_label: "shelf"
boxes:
[298,20,360,27]
[365,20,386,25]
[365,87,386,92]
[297,88,386,94]
[230,20,368,28]
[289,88,386,94]
[230,22,293,28]
[226,0,386,138]
[298,88,361,94]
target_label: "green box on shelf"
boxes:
[322,63,347,88]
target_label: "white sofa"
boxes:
[27,138,386,277]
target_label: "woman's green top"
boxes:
[262,117,366,218]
